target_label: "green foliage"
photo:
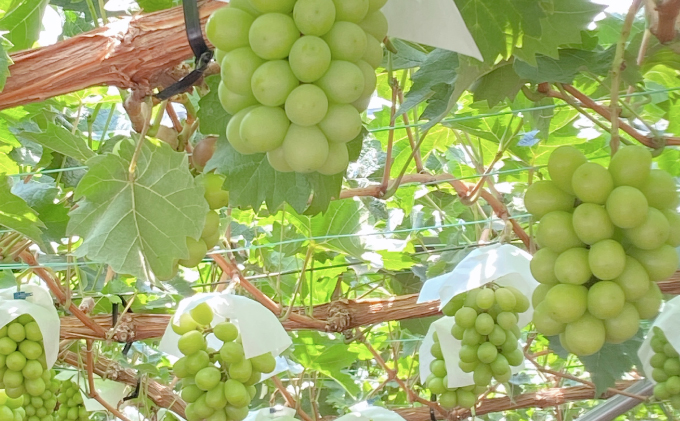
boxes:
[0,0,48,51]
[0,175,45,246]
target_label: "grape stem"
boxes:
[86,340,134,421]
[271,375,316,421]
[380,75,400,195]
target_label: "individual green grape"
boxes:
[625,208,671,250]
[438,390,457,409]
[363,35,383,68]
[220,47,264,96]
[667,376,680,395]
[288,36,332,83]
[18,341,41,360]
[220,342,245,364]
[494,288,517,311]
[462,327,482,346]
[563,312,606,356]
[666,343,680,358]
[229,359,253,383]
[606,186,649,229]
[651,352,668,369]
[250,0,295,13]
[224,379,250,407]
[226,106,258,155]
[332,0,369,22]
[497,312,518,331]
[206,384,228,409]
[355,60,377,101]
[285,84,329,126]
[358,11,388,41]
[464,289,481,311]
[430,342,443,360]
[323,22,367,62]
[442,294,466,317]
[178,331,207,356]
[587,281,625,320]
[459,345,479,364]
[230,0,261,16]
[179,237,208,268]
[206,8,254,52]
[554,247,591,285]
[454,307,478,329]
[7,325,24,343]
[317,142,350,176]
[201,211,220,240]
[450,324,465,340]
[667,358,680,376]
[571,162,613,204]
[293,0,336,36]
[267,147,294,173]
[190,303,213,327]
[477,342,498,364]
[536,211,584,253]
[664,210,680,247]
[367,0,387,12]
[213,322,239,343]
[456,389,477,409]
[504,348,524,367]
[572,203,615,245]
[202,173,230,210]
[530,248,559,285]
[475,288,495,310]
[639,169,679,209]
[249,13,300,60]
[603,303,640,344]
[547,146,588,194]
[654,382,671,400]
[533,301,566,336]
[524,180,575,219]
[543,284,587,323]
[611,256,650,302]
[239,106,290,153]
[429,359,447,378]
[250,352,277,373]
[318,104,363,143]
[473,363,492,386]
[315,61,365,104]
[608,145,652,188]
[217,82,258,115]
[251,60,299,107]
[282,125,330,173]
[458,360,478,373]
[474,313,494,335]
[588,239,626,280]
[633,282,662,319]
[629,245,679,282]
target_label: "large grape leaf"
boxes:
[14,122,96,162]
[67,139,209,280]
[579,331,644,396]
[11,178,69,243]
[310,199,366,257]
[0,175,45,246]
[0,0,48,52]
[205,136,343,214]
[0,35,12,92]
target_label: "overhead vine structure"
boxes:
[1,0,680,420]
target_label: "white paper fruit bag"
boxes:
[55,370,128,412]
[638,296,680,382]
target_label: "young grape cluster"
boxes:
[56,380,88,421]
[649,327,680,408]
[0,390,25,420]
[527,145,680,356]
[172,303,278,421]
[206,0,386,175]
[22,369,59,421]
[177,173,227,269]
[424,284,529,409]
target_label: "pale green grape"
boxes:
[587,281,625,319]
[588,239,626,280]
[572,203,614,245]
[206,8,254,52]
[603,303,639,344]
[282,125,330,173]
[323,22,367,62]
[629,245,679,282]
[544,284,587,323]
[625,208,671,250]
[220,47,264,96]
[532,301,565,336]
[178,330,206,356]
[475,288,495,309]
[495,288,517,311]
[438,390,457,409]
[454,307,477,329]
[239,106,290,152]
[524,180,575,219]
[179,237,207,267]
[190,303,213,326]
[640,169,679,209]
[215,48,227,64]
[217,82,258,115]
[367,0,387,13]
[563,312,606,356]
[332,0,369,22]
[230,0,261,16]
[201,211,220,239]
[606,186,649,228]
[293,0,336,36]
[358,11,388,41]
[285,84,329,126]
[289,36,332,83]
[536,211,584,253]
[474,313,494,335]
[318,104,363,143]
[267,147,294,173]
[611,256,650,301]
[316,61,365,104]
[251,353,276,373]
[251,60,299,106]
[547,145,587,194]
[250,0,295,13]
[608,145,652,188]
[249,13,299,60]
[571,162,613,204]
[530,248,559,285]
[355,60,377,100]
[317,142,350,175]
[225,379,251,407]
[363,35,383,68]
[227,106,258,155]
[477,342,498,364]
[554,247,591,285]
[664,210,680,247]
[634,282,662,319]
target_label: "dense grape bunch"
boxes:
[0,389,25,420]
[171,303,278,421]
[22,369,59,421]
[649,328,680,408]
[424,284,530,409]
[527,145,680,356]
[56,380,88,421]
[206,0,387,175]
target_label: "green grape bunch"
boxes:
[526,145,679,356]
[424,284,530,409]
[56,380,88,421]
[206,0,387,175]
[0,389,25,421]
[172,303,278,421]
[22,369,59,421]
[649,327,680,408]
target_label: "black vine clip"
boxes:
[430,393,437,421]
[155,0,214,100]
[123,377,142,401]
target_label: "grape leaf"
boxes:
[0,0,48,52]
[579,331,644,396]
[399,49,458,118]
[14,122,96,162]
[0,175,45,246]
[311,199,366,257]
[11,177,69,243]
[205,136,342,214]
[472,62,524,107]
[67,139,209,280]
[198,75,231,136]
[514,48,618,84]
[0,34,12,92]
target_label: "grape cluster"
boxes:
[649,327,680,408]
[424,284,529,409]
[527,145,680,356]
[0,390,25,420]
[206,0,386,175]
[56,380,88,421]
[178,173,227,269]
[23,369,59,421]
[172,303,278,421]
